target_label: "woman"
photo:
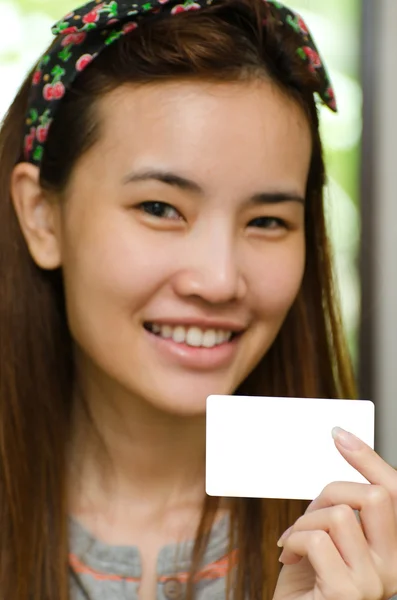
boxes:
[1,0,397,599]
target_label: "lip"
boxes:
[143,317,247,333]
[144,327,243,371]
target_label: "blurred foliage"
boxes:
[288,0,362,365]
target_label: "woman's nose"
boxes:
[170,227,247,304]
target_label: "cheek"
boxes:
[248,237,305,318]
[60,224,172,343]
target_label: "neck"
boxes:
[68,359,207,519]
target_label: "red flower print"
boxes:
[82,10,100,24]
[62,32,87,46]
[326,86,334,100]
[53,82,65,100]
[325,86,337,111]
[61,26,79,35]
[43,84,54,101]
[32,70,41,85]
[171,4,184,13]
[297,17,309,35]
[25,128,36,153]
[76,54,94,72]
[171,2,200,13]
[36,124,50,144]
[123,21,138,33]
[302,46,321,72]
[43,82,65,101]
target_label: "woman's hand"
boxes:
[272,427,397,600]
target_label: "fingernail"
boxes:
[277,526,293,548]
[278,549,287,563]
[331,426,363,451]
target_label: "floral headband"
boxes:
[24,0,337,166]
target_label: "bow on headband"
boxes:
[24,0,337,166]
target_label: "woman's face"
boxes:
[58,79,311,414]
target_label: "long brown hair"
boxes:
[0,1,355,599]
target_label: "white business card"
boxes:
[206,395,375,500]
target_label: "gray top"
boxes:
[69,516,235,600]
[69,516,396,600]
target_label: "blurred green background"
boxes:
[0,0,362,364]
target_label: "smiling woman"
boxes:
[39,79,309,412]
[0,1,372,600]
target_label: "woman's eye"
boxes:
[249,216,287,229]
[138,201,182,220]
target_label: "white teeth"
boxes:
[216,329,225,345]
[186,327,204,347]
[202,329,217,348]
[148,324,235,347]
[172,326,185,343]
[161,325,173,338]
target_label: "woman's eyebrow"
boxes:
[122,169,305,205]
[122,169,203,194]
[250,192,305,205]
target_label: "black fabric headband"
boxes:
[24,0,337,167]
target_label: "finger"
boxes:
[280,530,384,600]
[279,504,374,575]
[280,529,351,582]
[332,427,397,492]
[304,481,397,559]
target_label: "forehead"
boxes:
[74,79,312,194]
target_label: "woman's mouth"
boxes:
[144,322,238,348]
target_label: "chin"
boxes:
[137,377,238,418]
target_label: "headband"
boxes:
[24,0,337,166]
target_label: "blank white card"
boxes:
[206,395,375,500]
